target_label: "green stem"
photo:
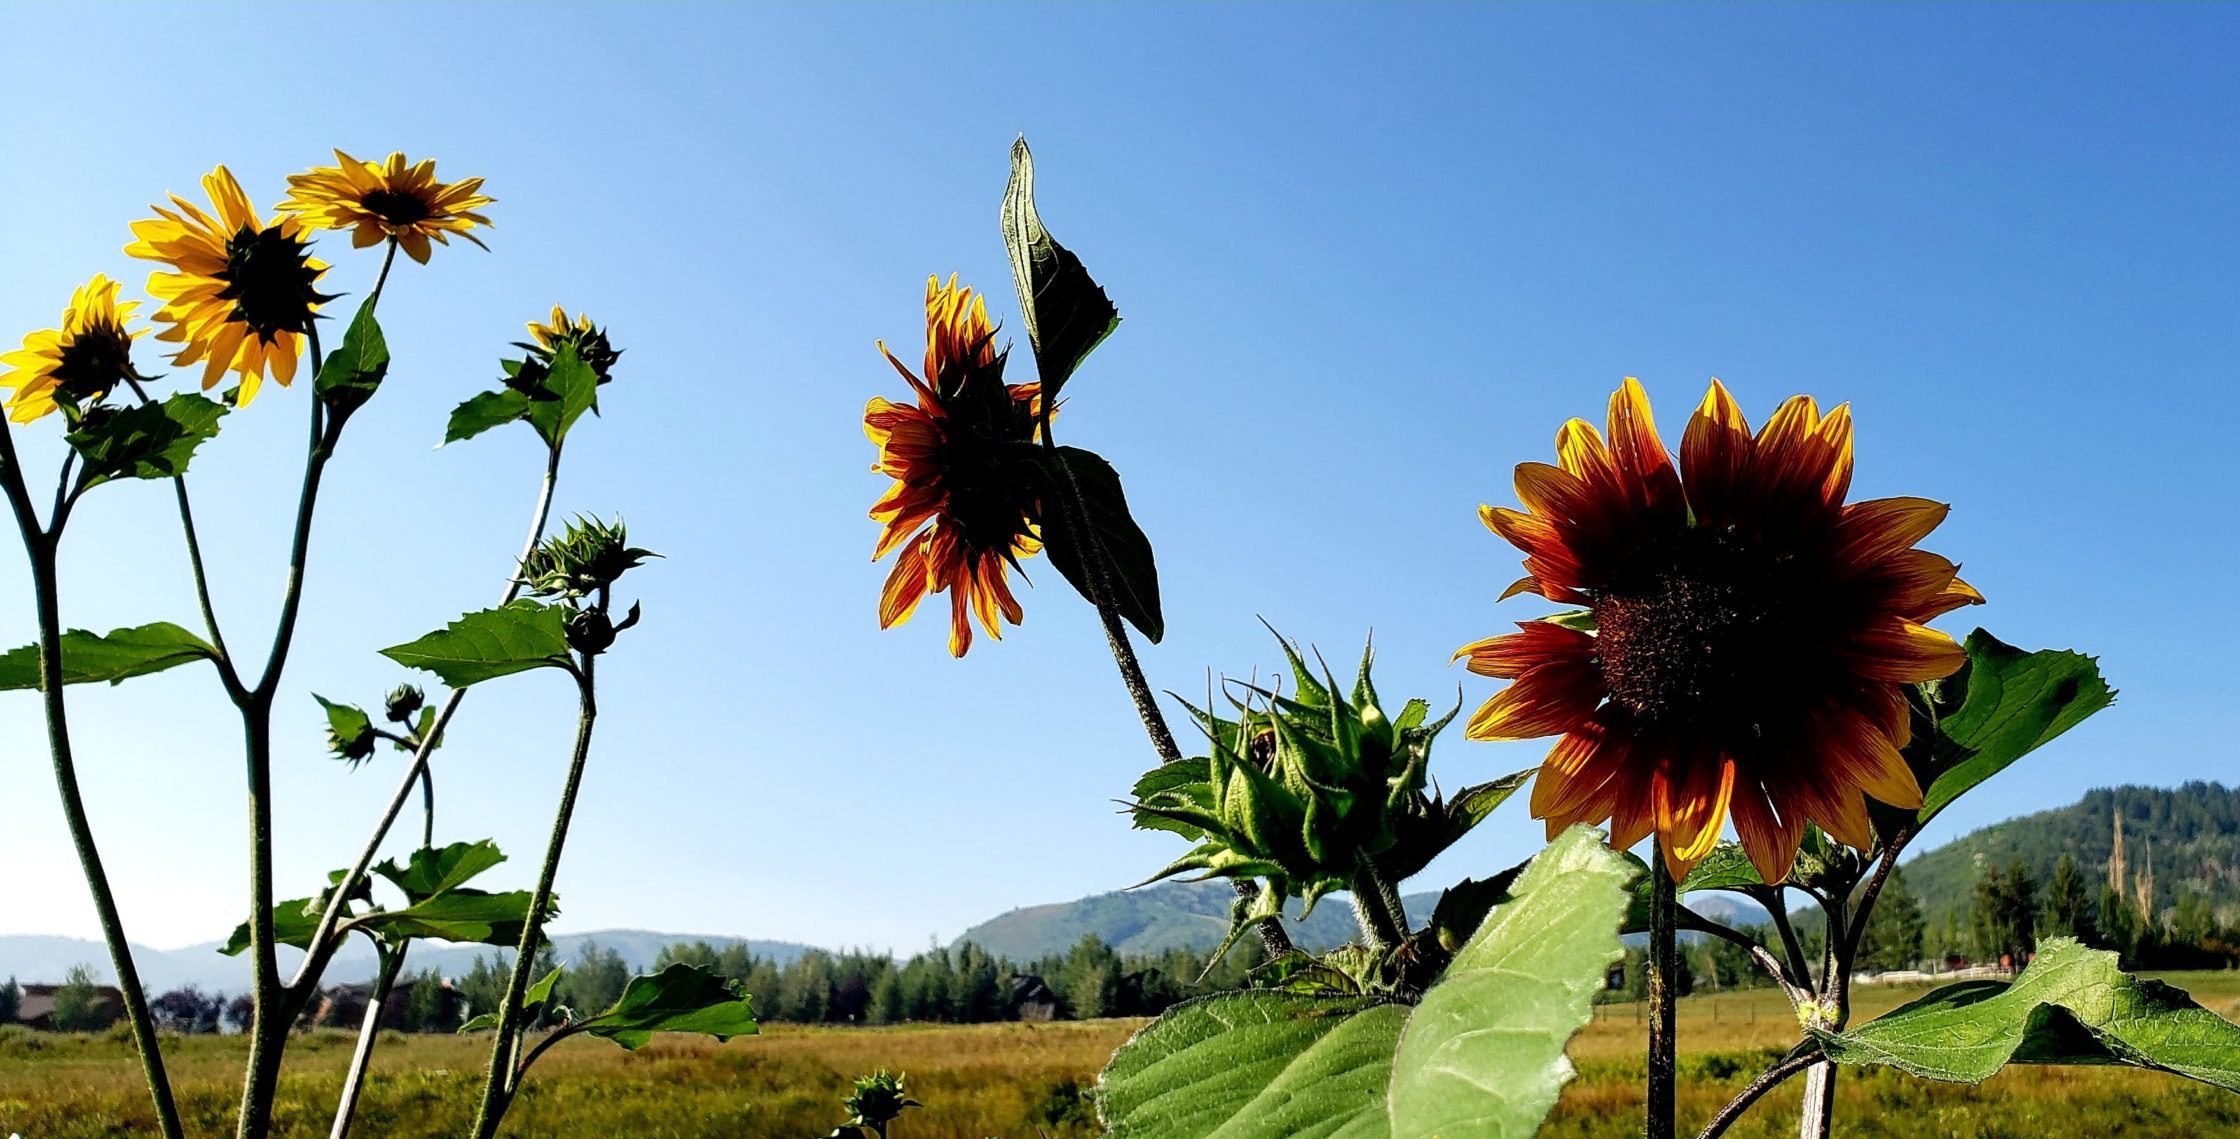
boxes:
[0,424,187,1139]
[1036,419,1294,960]
[1646,846,1678,1139]
[288,441,565,993]
[328,943,406,1139]
[471,656,600,1138]
[1349,857,1408,950]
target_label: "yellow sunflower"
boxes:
[519,306,621,384]
[281,150,493,265]
[864,275,1046,657]
[123,165,331,406]
[1456,379,1983,881]
[0,275,144,424]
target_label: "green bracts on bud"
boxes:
[517,515,659,601]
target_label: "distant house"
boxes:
[16,983,125,1031]
[1008,975,1060,1022]
[311,977,460,1030]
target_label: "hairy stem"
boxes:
[289,442,565,992]
[1350,857,1408,951]
[471,658,599,1138]
[1696,1047,1824,1139]
[1646,848,1678,1139]
[328,944,406,1139]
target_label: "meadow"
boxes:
[6,972,2239,1138]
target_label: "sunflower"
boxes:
[1455,379,1983,881]
[864,274,1047,657]
[516,306,621,385]
[281,150,493,265]
[124,165,331,406]
[0,275,144,424]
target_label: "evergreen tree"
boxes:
[563,942,633,1016]
[2045,854,2097,942]
[1859,868,1927,971]
[0,976,18,1024]
[52,964,113,1032]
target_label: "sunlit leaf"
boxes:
[66,394,227,490]
[445,388,531,445]
[1911,630,2115,824]
[379,601,573,687]
[1814,939,2240,1091]
[1389,824,1631,1138]
[0,622,217,691]
[1000,137,1119,396]
[1098,991,1402,1139]
[314,302,390,418]
[575,963,759,1050]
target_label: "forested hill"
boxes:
[1903,782,2240,928]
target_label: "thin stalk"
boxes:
[1765,892,1816,991]
[1036,421,1293,958]
[470,658,599,1138]
[328,945,406,1139]
[1646,846,1678,1139]
[0,423,187,1139]
[123,375,243,696]
[288,442,565,992]
[1695,1047,1824,1139]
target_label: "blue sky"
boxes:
[1,3,2234,955]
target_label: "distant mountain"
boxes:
[0,929,814,994]
[954,879,1442,961]
[1901,782,2240,928]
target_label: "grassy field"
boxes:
[6,971,2239,1137]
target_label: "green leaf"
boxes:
[379,601,573,688]
[1097,991,1404,1139]
[0,622,217,691]
[1389,824,1631,1138]
[371,840,506,903]
[1814,938,2240,1091]
[1041,445,1163,643]
[66,393,228,490]
[354,889,549,947]
[444,388,531,445]
[999,137,1119,397]
[219,896,332,957]
[522,344,599,448]
[1427,865,1524,955]
[575,963,759,1050]
[1913,630,2115,823]
[314,302,390,417]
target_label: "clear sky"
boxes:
[2,3,2234,955]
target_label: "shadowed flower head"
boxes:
[282,149,493,264]
[0,274,144,424]
[1456,379,1982,881]
[864,274,1046,657]
[124,165,331,405]
[841,1069,921,1132]
[515,306,621,387]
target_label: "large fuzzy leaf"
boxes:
[999,136,1119,396]
[1911,630,2114,823]
[1099,991,1403,1139]
[1388,824,1632,1137]
[379,601,573,687]
[1814,938,2240,1090]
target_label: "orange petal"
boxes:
[1453,621,1595,680]
[1680,380,1753,524]
[1556,418,1616,484]
[1464,657,1605,742]
[1847,620,1967,683]
[1730,778,1802,884]
[1606,377,1682,514]
[1835,497,1950,568]
[1657,759,1736,877]
[877,538,932,629]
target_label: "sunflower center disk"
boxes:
[361,188,433,226]
[52,327,133,405]
[218,225,325,340]
[1592,535,1784,727]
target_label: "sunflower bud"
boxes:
[517,516,658,600]
[841,1070,921,1132]
[515,306,621,385]
[384,684,424,724]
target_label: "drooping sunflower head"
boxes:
[124,165,333,405]
[864,274,1046,657]
[515,306,622,386]
[1456,379,1983,881]
[282,150,493,264]
[0,274,145,424]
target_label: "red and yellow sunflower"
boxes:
[1456,379,1982,880]
[865,275,1046,657]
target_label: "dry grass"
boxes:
[5,971,2239,1136]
